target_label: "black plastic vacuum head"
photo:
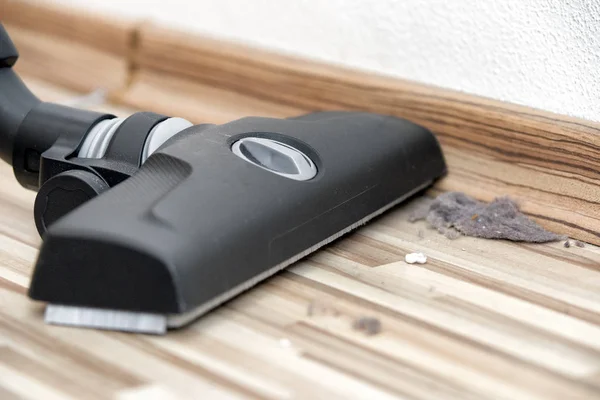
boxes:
[0,22,446,334]
[29,111,446,333]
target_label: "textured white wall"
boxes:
[48,0,600,121]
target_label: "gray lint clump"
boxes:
[410,192,566,243]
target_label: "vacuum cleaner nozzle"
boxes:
[29,112,446,334]
[1,23,447,334]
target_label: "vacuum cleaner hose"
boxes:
[0,24,41,164]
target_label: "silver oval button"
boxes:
[231,137,317,181]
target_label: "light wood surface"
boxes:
[2,1,598,244]
[1,78,600,399]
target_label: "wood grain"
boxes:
[3,23,129,94]
[0,0,133,56]
[1,77,600,400]
[122,69,305,124]
[1,0,133,93]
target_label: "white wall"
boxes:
[48,0,600,122]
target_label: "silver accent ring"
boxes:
[78,117,193,162]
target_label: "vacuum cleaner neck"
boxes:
[0,23,196,235]
[0,23,124,192]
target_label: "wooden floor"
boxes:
[1,78,600,400]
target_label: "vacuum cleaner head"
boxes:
[0,22,446,334]
[31,112,446,334]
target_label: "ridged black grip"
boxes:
[105,112,168,166]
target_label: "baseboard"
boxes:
[2,0,599,244]
[1,0,132,55]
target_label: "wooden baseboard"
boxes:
[4,23,129,93]
[1,0,132,55]
[2,1,599,244]
[123,69,305,123]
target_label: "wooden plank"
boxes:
[133,24,600,245]
[0,346,135,400]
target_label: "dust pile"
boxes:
[409,192,566,243]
